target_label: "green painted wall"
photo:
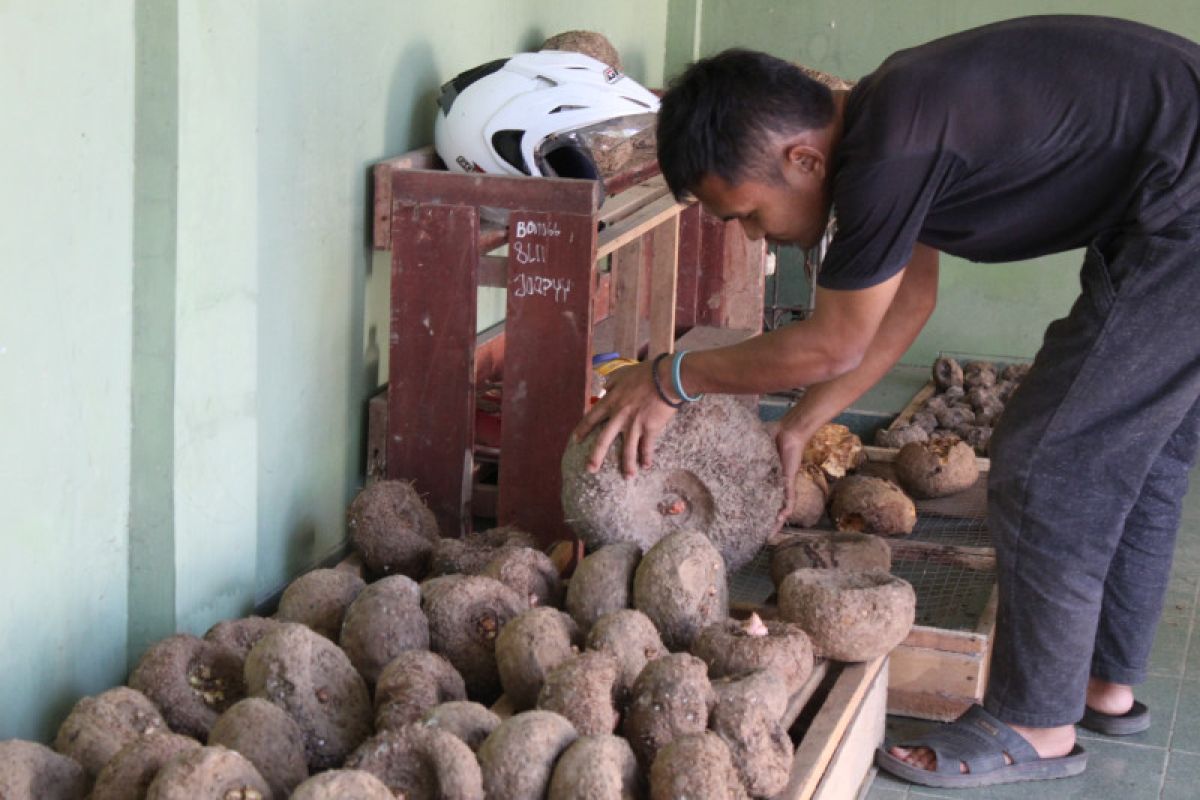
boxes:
[1,0,668,742]
[674,1,1200,364]
[0,1,136,741]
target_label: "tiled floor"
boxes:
[866,465,1200,799]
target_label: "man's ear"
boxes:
[784,143,826,180]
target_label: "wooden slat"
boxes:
[648,212,680,357]
[674,204,704,329]
[478,254,506,288]
[498,210,598,546]
[885,538,996,571]
[373,147,439,250]
[597,176,669,228]
[392,168,600,217]
[901,624,989,656]
[595,193,685,259]
[784,656,887,800]
[387,202,478,538]
[612,237,644,359]
[810,659,889,800]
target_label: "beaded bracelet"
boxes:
[671,350,704,402]
[651,352,685,409]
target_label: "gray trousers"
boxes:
[984,213,1200,728]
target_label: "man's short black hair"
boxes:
[657,49,836,200]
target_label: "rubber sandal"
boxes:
[1079,700,1151,735]
[874,705,1088,789]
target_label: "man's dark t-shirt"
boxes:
[818,15,1200,290]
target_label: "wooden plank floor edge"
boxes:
[782,655,887,800]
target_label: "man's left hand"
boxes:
[571,360,678,477]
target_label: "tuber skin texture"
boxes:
[932,356,963,390]
[421,574,528,704]
[143,745,270,800]
[374,650,467,732]
[418,701,501,752]
[53,686,166,779]
[585,608,668,700]
[128,634,246,741]
[480,546,564,608]
[495,606,581,711]
[648,732,748,800]
[895,434,980,499]
[565,542,641,635]
[779,568,916,661]
[690,617,815,695]
[0,740,88,800]
[290,770,393,800]
[874,423,929,449]
[89,733,201,800]
[477,711,579,800]
[208,698,308,798]
[347,479,441,579]
[785,464,829,527]
[633,530,728,651]
[338,574,429,686]
[622,653,714,770]
[547,735,641,800]
[276,568,366,641]
[537,651,622,736]
[345,724,484,800]
[243,622,372,771]
[769,531,892,587]
[828,476,917,537]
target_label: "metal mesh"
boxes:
[729,547,776,606]
[891,557,996,631]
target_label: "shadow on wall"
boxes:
[386,39,440,159]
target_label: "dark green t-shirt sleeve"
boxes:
[817,153,956,291]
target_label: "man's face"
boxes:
[692,155,831,248]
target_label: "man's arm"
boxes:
[774,243,940,518]
[573,246,934,476]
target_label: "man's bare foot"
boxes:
[1086,677,1135,716]
[889,722,1076,774]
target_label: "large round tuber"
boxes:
[422,574,528,703]
[243,622,371,771]
[428,525,537,577]
[633,530,728,651]
[648,732,747,800]
[710,680,794,797]
[828,475,916,536]
[276,567,366,641]
[932,356,964,390]
[207,698,308,798]
[144,745,269,800]
[547,735,640,800]
[894,434,979,498]
[541,30,623,70]
[347,479,440,578]
[690,614,815,695]
[536,651,621,736]
[786,464,829,527]
[477,711,579,800]
[0,740,88,800]
[564,542,641,635]
[495,606,580,711]
[779,568,916,661]
[127,634,245,740]
[345,725,484,800]
[418,701,501,751]
[803,423,866,480]
[373,650,466,732]
[53,686,166,778]
[585,608,667,699]
[622,653,714,770]
[769,531,892,589]
[338,574,429,686]
[290,769,393,800]
[562,394,783,571]
[203,617,283,660]
[89,732,201,800]
[480,545,564,608]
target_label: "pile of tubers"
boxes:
[11,463,920,799]
[875,355,1029,455]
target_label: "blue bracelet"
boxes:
[671,350,704,403]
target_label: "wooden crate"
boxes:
[371,148,766,545]
[491,655,888,800]
[755,445,997,723]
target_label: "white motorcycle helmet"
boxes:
[434,50,659,187]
